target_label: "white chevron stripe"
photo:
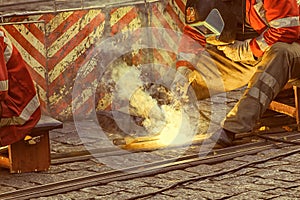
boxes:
[48,24,105,83]
[48,10,102,57]
[152,17,178,62]
[14,24,45,56]
[120,17,141,33]
[68,79,99,114]
[47,11,73,33]
[110,6,134,26]
[172,0,186,22]
[96,93,112,111]
[4,29,46,79]
[162,5,182,30]
[35,84,47,103]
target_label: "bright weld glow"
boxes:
[156,105,192,146]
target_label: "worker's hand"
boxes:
[217,39,255,62]
[171,67,193,105]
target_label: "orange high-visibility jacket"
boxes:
[246,0,300,57]
[177,0,300,69]
[0,29,41,146]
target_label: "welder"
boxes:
[175,0,300,147]
[0,29,41,146]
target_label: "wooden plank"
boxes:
[0,155,10,169]
[293,85,300,131]
[0,115,63,173]
[9,131,50,173]
[0,146,8,154]
[269,101,296,118]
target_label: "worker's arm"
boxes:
[0,30,9,101]
[176,25,206,71]
[249,0,300,57]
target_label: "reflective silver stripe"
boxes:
[248,86,270,107]
[256,33,270,52]
[178,52,196,62]
[3,35,13,63]
[259,72,280,94]
[0,30,13,63]
[0,116,26,126]
[254,0,268,25]
[0,80,8,91]
[19,94,40,121]
[0,94,40,127]
[269,16,300,28]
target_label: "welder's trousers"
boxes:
[189,42,300,133]
[221,42,300,133]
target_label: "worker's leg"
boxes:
[222,42,300,133]
[190,46,257,100]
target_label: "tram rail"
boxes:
[1,130,300,200]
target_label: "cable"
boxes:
[257,134,300,145]
[125,147,300,200]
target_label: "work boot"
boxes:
[210,128,235,147]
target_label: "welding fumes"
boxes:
[111,62,199,147]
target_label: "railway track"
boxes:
[1,130,300,200]
[50,122,297,165]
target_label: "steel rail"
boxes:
[1,132,300,200]
[50,126,293,165]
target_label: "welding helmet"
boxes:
[185,0,241,43]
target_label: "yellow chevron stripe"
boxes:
[36,84,47,103]
[47,12,73,33]
[72,79,98,110]
[48,24,104,83]
[110,6,134,26]
[48,85,67,105]
[154,29,178,51]
[48,55,98,104]
[28,14,47,31]
[151,19,177,62]
[4,30,46,79]
[48,10,101,58]
[14,24,45,56]
[121,17,141,33]
[160,4,182,31]
[96,93,112,111]
[63,79,99,116]
[154,50,175,65]
[171,0,185,23]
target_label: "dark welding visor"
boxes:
[189,9,225,39]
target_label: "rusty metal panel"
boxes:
[1,19,48,113]
[0,0,154,15]
[46,9,106,120]
[150,0,186,66]
[76,5,145,118]
[0,0,188,120]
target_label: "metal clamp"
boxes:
[24,135,43,145]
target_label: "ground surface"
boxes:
[0,88,300,199]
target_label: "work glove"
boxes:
[217,39,256,62]
[171,67,195,106]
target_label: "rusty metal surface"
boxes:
[0,0,186,120]
[1,131,300,199]
[0,0,159,16]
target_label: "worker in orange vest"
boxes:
[0,29,41,146]
[175,0,300,146]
